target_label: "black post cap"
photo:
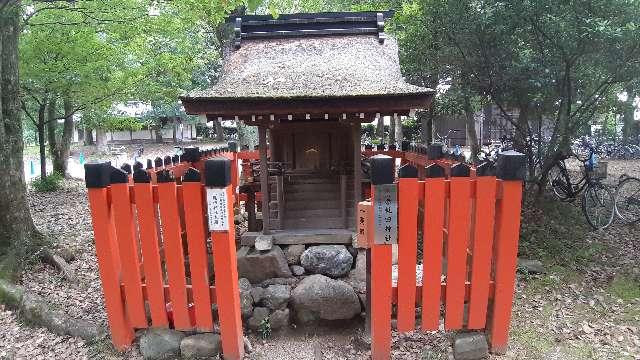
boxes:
[172,155,179,164]
[370,154,394,185]
[133,168,151,183]
[428,144,444,159]
[154,157,163,168]
[156,169,175,183]
[84,162,112,188]
[476,161,496,177]
[164,155,172,167]
[425,163,445,178]
[376,144,386,151]
[204,158,231,187]
[398,164,418,178]
[228,141,238,152]
[496,150,526,180]
[450,162,471,177]
[120,163,132,174]
[146,159,153,170]
[388,144,397,151]
[182,147,201,163]
[133,161,143,172]
[110,166,129,184]
[182,167,201,182]
[401,140,411,152]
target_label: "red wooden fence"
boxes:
[365,153,525,359]
[85,148,244,359]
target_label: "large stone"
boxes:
[247,307,270,331]
[239,278,254,318]
[453,332,489,360]
[269,308,290,330]
[0,279,24,309]
[290,265,305,276]
[517,258,545,274]
[250,287,265,304]
[255,235,273,251]
[237,245,292,284]
[300,245,353,278]
[180,333,222,359]
[139,328,185,360]
[291,274,361,323]
[284,244,306,265]
[262,284,291,310]
[258,277,298,287]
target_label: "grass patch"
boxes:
[608,275,640,301]
[31,172,64,192]
[519,194,600,270]
[511,327,554,357]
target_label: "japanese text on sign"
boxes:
[373,184,397,245]
[206,188,229,231]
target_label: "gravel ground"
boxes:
[0,155,638,359]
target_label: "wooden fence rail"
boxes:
[365,151,525,359]
[85,150,244,359]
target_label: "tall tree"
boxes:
[0,1,39,279]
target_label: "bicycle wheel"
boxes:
[582,183,615,230]
[615,176,640,224]
[548,164,572,201]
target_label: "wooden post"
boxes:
[489,151,526,354]
[353,123,362,229]
[84,162,134,350]
[205,159,245,360]
[246,190,257,232]
[258,126,270,234]
[340,174,347,228]
[276,175,284,230]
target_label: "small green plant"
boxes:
[609,275,640,301]
[31,172,63,192]
[257,317,271,339]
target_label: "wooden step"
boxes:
[285,191,340,201]
[284,217,349,229]
[285,200,341,210]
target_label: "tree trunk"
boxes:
[389,115,396,145]
[46,95,57,170]
[0,1,39,279]
[394,114,403,145]
[376,116,384,143]
[84,127,94,145]
[95,127,107,148]
[51,97,74,176]
[622,88,636,144]
[37,103,47,179]
[418,109,433,144]
[214,119,224,142]
[463,97,480,161]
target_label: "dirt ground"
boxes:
[0,152,638,360]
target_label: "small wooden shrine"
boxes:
[181,11,434,245]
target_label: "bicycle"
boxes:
[548,147,615,230]
[614,175,640,224]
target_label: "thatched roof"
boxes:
[181,12,434,117]
[185,35,430,100]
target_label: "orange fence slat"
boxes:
[211,185,245,359]
[421,178,445,331]
[489,180,523,354]
[87,188,134,349]
[134,182,169,327]
[467,176,498,329]
[110,183,147,328]
[157,182,191,330]
[396,178,419,332]
[444,177,471,330]
[370,243,393,360]
[182,182,214,332]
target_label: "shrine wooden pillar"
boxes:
[353,122,362,229]
[258,125,271,234]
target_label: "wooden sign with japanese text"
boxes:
[373,184,398,245]
[206,188,229,231]
[356,201,372,248]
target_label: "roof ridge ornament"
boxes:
[234,17,242,49]
[377,12,386,44]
